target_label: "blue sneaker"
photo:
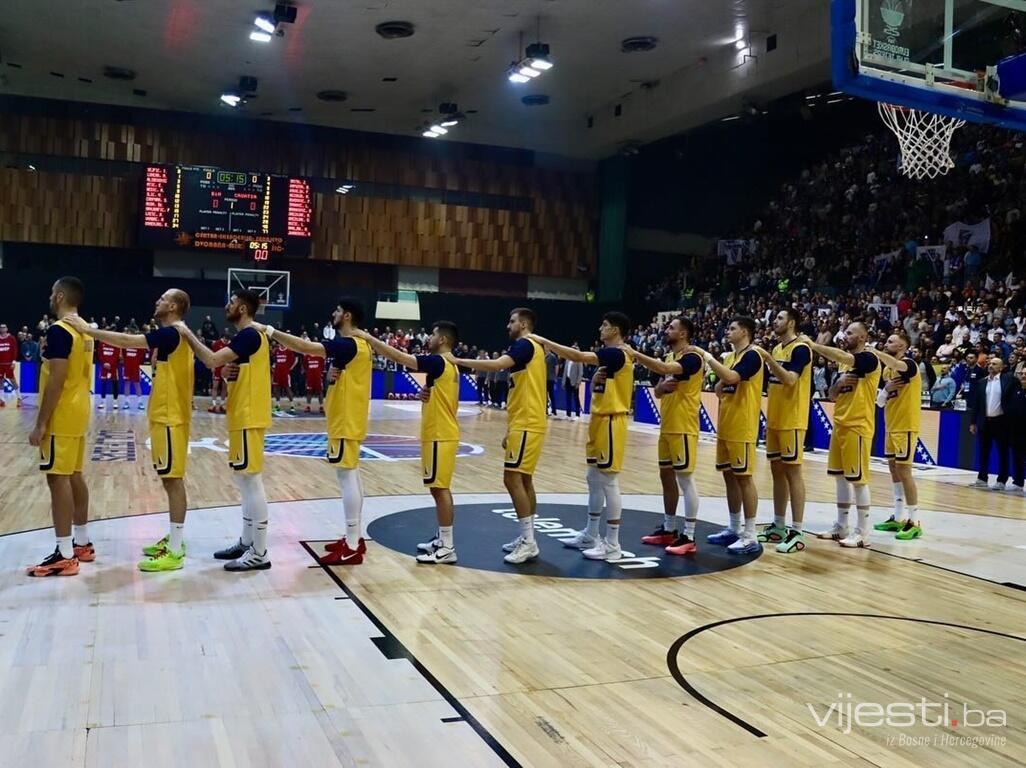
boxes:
[706,528,739,546]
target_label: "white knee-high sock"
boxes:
[337,468,364,541]
[893,481,906,521]
[235,473,268,554]
[233,473,254,546]
[676,473,699,538]
[585,466,604,538]
[601,472,622,546]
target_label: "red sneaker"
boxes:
[319,406,324,414]
[324,536,367,554]
[73,542,96,562]
[641,526,677,546]
[665,535,697,556]
[27,548,80,577]
[305,405,311,413]
[319,538,366,565]
[207,405,217,413]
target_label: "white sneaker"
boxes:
[503,538,540,564]
[121,402,129,410]
[138,402,146,410]
[416,545,457,564]
[582,538,622,561]
[417,533,441,553]
[561,530,597,550]
[839,530,870,548]
[989,483,1007,491]
[502,535,523,553]
[816,523,849,540]
[968,479,989,488]
[726,534,761,555]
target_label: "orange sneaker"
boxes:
[73,542,96,562]
[665,534,697,556]
[27,548,80,577]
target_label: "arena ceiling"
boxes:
[1,0,830,158]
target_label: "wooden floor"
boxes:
[1,399,1025,767]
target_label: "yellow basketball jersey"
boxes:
[421,355,459,442]
[147,326,194,427]
[659,350,703,435]
[507,337,548,433]
[766,339,811,430]
[717,347,763,443]
[883,355,921,432]
[325,337,372,441]
[591,347,634,416]
[834,351,881,437]
[39,319,93,437]
[227,327,272,432]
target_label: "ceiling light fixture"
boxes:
[250,30,272,42]
[422,130,440,138]
[440,118,459,127]
[254,13,276,33]
[507,21,554,85]
[429,125,448,135]
[220,93,242,107]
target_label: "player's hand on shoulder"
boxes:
[440,351,457,364]
[64,314,88,333]
[249,321,268,335]
[349,328,370,340]
[754,345,772,360]
[526,333,548,346]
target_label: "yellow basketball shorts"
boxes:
[827,428,871,485]
[657,432,697,474]
[885,431,918,465]
[39,434,86,476]
[422,440,458,489]
[504,429,545,475]
[586,413,628,473]
[766,428,805,465]
[327,437,361,470]
[715,439,755,476]
[228,428,265,474]
[150,423,189,479]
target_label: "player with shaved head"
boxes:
[68,288,196,571]
[804,322,882,548]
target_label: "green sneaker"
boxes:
[757,523,788,543]
[142,536,187,557]
[138,547,185,572]
[873,516,905,532]
[775,528,806,554]
[895,521,923,540]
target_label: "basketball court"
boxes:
[2,1,1026,766]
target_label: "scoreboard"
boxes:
[140,165,313,258]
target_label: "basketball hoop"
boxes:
[877,102,965,180]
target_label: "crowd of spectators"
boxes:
[637,120,1026,406]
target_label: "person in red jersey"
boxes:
[96,336,122,412]
[0,324,21,408]
[303,342,325,413]
[120,344,147,410]
[209,329,230,413]
[271,339,297,414]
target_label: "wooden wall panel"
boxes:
[0,113,597,278]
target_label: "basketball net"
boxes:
[877,102,965,180]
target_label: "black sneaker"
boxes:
[641,526,677,546]
[214,538,249,560]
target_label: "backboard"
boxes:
[832,0,1026,130]
[227,268,291,312]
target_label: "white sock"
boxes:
[729,511,742,534]
[907,505,918,524]
[677,473,699,538]
[773,514,786,529]
[439,525,454,548]
[836,508,849,527]
[606,520,620,547]
[336,468,364,542]
[601,474,622,537]
[744,518,756,538]
[585,467,604,537]
[519,515,536,543]
[233,473,254,546]
[57,536,74,559]
[169,522,185,552]
[663,513,677,532]
[857,508,869,534]
[247,475,269,556]
[893,482,906,521]
[73,524,90,546]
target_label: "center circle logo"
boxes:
[368,501,761,580]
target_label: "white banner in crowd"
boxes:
[868,302,899,323]
[717,239,758,265]
[916,244,947,264]
[942,219,991,253]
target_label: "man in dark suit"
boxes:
[968,356,1017,490]
[1007,368,1026,494]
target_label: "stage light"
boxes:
[440,118,459,127]
[422,130,440,138]
[254,13,276,33]
[220,93,242,107]
[524,42,553,71]
[508,69,530,84]
[429,125,448,134]
[250,31,272,42]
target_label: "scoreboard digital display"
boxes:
[139,165,313,258]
